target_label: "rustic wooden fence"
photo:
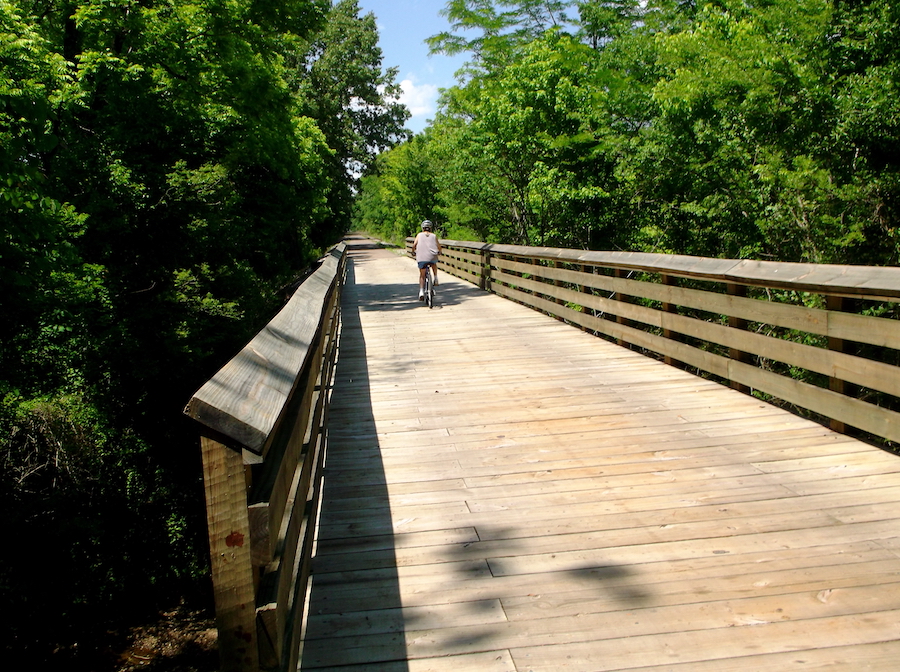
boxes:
[409,238,900,446]
[184,243,346,672]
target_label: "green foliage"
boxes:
[355,0,899,267]
[2,0,407,657]
[0,390,198,642]
[429,0,577,71]
[293,0,410,245]
[578,0,642,47]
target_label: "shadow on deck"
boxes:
[301,258,410,670]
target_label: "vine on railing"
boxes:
[409,238,900,446]
[185,243,346,672]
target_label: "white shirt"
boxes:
[414,231,440,262]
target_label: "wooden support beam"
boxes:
[615,269,633,348]
[553,261,565,308]
[826,295,858,434]
[662,274,684,369]
[727,283,752,393]
[201,434,259,672]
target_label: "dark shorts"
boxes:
[417,260,437,269]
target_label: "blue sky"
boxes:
[356,0,469,134]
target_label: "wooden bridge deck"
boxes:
[299,235,900,671]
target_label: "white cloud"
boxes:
[397,78,439,121]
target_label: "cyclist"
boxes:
[412,220,441,300]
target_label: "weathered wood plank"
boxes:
[494,263,900,397]
[491,255,900,350]
[188,244,346,672]
[631,641,900,672]
[302,603,900,668]
[186,244,345,455]
[310,539,893,598]
[441,239,900,299]
[311,547,900,616]
[201,436,259,672]
[507,610,900,671]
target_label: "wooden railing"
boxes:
[184,243,346,672]
[408,238,900,445]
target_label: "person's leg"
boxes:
[432,263,438,286]
[418,266,426,298]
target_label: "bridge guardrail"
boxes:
[408,238,900,446]
[184,243,346,672]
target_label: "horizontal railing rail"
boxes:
[185,243,347,672]
[407,238,900,445]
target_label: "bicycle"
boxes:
[423,264,436,308]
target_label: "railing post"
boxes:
[726,283,752,392]
[553,260,565,308]
[481,245,492,292]
[826,295,858,433]
[614,269,633,348]
[580,264,592,333]
[187,243,347,672]
[661,274,683,368]
[201,433,259,672]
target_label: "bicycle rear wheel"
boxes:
[425,267,434,308]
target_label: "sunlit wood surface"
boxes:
[299,235,900,671]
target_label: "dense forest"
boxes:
[1,0,407,663]
[3,0,899,667]
[355,0,900,268]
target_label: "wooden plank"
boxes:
[254,364,315,555]
[327,428,855,476]
[731,359,900,444]
[507,610,900,671]
[439,255,481,274]
[500,558,900,622]
[312,548,900,616]
[186,245,344,454]
[297,650,518,672]
[301,604,900,668]
[442,247,483,264]
[452,238,900,299]
[286,432,326,672]
[312,507,871,574]
[250,272,341,564]
[304,598,507,640]
[310,538,894,599]
[486,518,900,578]
[201,435,259,672]
[256,382,330,667]
[189,245,345,671]
[631,641,900,671]
[313,484,797,540]
[493,264,900,398]
[492,254,900,349]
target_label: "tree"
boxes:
[640,0,898,262]
[1,0,340,658]
[356,0,898,267]
[577,0,642,48]
[354,133,440,242]
[294,0,410,245]
[428,0,578,73]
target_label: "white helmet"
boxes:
[421,220,433,230]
